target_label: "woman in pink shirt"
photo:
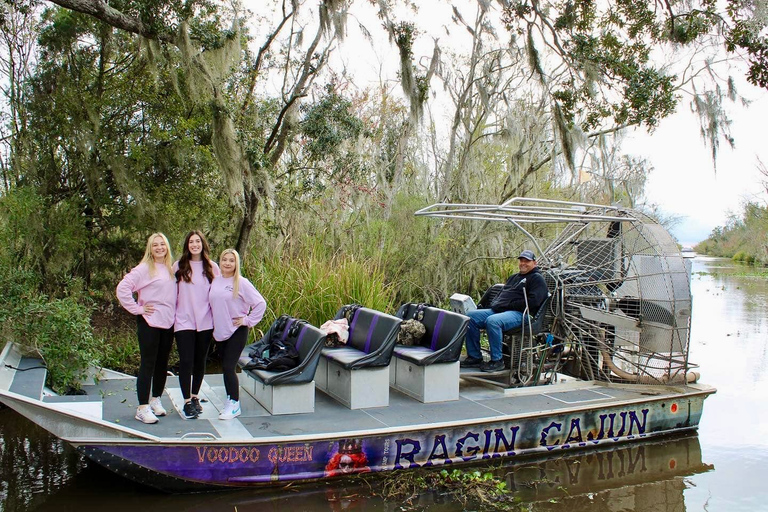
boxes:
[116,233,177,424]
[209,249,266,420]
[173,230,220,420]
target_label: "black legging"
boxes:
[136,315,174,405]
[176,329,213,400]
[219,326,248,402]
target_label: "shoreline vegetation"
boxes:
[695,200,768,267]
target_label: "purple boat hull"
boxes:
[76,391,708,490]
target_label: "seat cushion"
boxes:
[321,346,368,366]
[393,345,436,365]
[249,369,281,383]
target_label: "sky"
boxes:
[624,84,768,247]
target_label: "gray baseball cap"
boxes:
[518,250,536,261]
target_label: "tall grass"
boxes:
[247,250,396,329]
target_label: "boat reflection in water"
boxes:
[500,434,712,510]
[390,434,713,511]
[9,421,711,512]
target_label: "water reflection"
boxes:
[685,257,768,511]
[0,408,86,511]
[499,435,710,511]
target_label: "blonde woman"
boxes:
[117,233,177,424]
[208,249,266,420]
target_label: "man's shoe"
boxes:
[460,356,483,368]
[190,396,203,414]
[182,401,199,420]
[480,359,504,372]
[149,396,167,417]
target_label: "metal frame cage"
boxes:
[417,197,697,386]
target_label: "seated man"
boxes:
[461,250,548,372]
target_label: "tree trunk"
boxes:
[235,188,259,256]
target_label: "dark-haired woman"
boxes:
[173,231,220,420]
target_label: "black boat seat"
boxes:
[239,316,326,415]
[393,304,468,365]
[317,306,402,409]
[389,304,469,403]
[240,316,327,386]
[320,306,402,370]
[503,295,552,339]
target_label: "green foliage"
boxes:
[697,201,768,266]
[300,84,365,162]
[0,186,89,289]
[377,467,515,510]
[249,250,396,329]
[96,324,141,375]
[0,265,100,393]
[503,1,689,131]
[13,10,233,290]
[724,0,768,88]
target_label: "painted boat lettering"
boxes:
[194,444,314,465]
[394,408,649,468]
[84,404,671,486]
[267,445,314,464]
[196,446,262,464]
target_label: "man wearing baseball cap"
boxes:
[461,249,548,372]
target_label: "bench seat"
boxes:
[239,316,326,415]
[316,306,401,409]
[389,304,469,403]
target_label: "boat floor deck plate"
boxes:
[541,389,614,404]
[7,356,704,442]
[8,357,46,399]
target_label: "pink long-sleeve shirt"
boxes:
[116,262,177,329]
[209,275,267,342]
[173,260,221,332]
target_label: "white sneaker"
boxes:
[218,399,241,420]
[149,396,167,417]
[135,405,159,424]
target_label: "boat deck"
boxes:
[3,352,712,443]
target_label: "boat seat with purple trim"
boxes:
[239,316,327,386]
[320,306,402,370]
[393,304,469,366]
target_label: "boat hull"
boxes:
[73,390,709,491]
[0,342,714,492]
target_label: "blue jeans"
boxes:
[465,309,525,362]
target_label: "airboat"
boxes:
[0,198,714,491]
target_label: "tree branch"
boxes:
[45,0,175,43]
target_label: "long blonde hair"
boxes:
[219,248,241,298]
[141,232,174,278]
